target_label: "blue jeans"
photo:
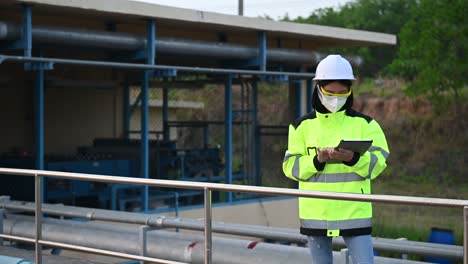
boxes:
[307,235,374,264]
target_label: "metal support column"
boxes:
[306,79,313,113]
[464,206,467,264]
[204,187,212,264]
[22,4,43,170]
[162,86,169,141]
[25,4,48,205]
[294,79,302,119]
[141,19,155,212]
[252,80,260,186]
[124,83,130,139]
[35,174,42,264]
[35,70,44,170]
[224,74,233,202]
[258,32,266,72]
[141,71,149,212]
[23,4,32,69]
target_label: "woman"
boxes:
[282,55,389,264]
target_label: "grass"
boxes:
[372,203,463,244]
[372,175,468,246]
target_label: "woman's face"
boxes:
[322,82,349,95]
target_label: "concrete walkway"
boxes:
[0,245,101,264]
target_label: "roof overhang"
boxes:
[5,0,396,48]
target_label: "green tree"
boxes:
[291,0,416,77]
[390,0,468,107]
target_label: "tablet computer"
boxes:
[336,139,373,156]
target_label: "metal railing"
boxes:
[0,167,467,264]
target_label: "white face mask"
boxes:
[317,87,349,113]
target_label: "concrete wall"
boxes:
[44,86,122,154]
[0,74,124,155]
[0,73,34,154]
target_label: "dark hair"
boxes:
[317,80,353,88]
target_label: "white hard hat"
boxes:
[313,55,355,80]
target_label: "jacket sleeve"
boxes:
[350,120,389,179]
[282,124,322,181]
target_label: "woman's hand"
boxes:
[330,148,354,162]
[316,147,332,163]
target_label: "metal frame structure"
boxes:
[0,5,312,196]
[0,3,320,209]
[0,168,467,264]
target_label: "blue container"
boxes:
[0,256,34,264]
[425,227,455,264]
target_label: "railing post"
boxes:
[340,248,350,264]
[139,225,149,264]
[204,187,212,264]
[0,208,3,246]
[464,206,467,264]
[35,174,42,264]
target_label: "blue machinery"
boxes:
[0,4,315,212]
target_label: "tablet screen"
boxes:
[337,139,373,155]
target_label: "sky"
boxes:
[132,0,352,20]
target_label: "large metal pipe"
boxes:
[0,22,358,65]
[0,199,463,260]
[1,214,427,264]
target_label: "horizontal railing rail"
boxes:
[0,167,467,264]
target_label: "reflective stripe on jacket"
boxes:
[282,109,389,237]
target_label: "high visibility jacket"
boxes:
[282,109,389,237]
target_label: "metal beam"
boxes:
[0,54,315,78]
